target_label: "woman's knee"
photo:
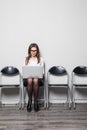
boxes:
[27,78,33,85]
[33,78,39,85]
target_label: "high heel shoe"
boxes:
[34,101,39,112]
[27,100,32,112]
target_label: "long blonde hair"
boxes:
[26,43,40,65]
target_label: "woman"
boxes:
[24,43,44,112]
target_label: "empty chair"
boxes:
[71,66,87,109]
[46,66,71,108]
[0,66,22,108]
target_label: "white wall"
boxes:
[0,0,87,104]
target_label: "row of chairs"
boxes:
[0,66,87,109]
[47,66,87,109]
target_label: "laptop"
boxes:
[22,66,43,79]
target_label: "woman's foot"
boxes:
[27,100,32,112]
[34,101,39,112]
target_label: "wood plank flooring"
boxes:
[0,104,87,130]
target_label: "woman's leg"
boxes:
[27,78,33,112]
[33,78,39,111]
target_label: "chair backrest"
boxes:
[48,66,68,85]
[72,66,87,85]
[49,66,67,75]
[1,66,19,76]
[73,66,87,75]
[0,66,20,85]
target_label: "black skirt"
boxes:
[23,78,44,87]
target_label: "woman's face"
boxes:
[30,47,37,57]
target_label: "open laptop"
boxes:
[22,66,43,79]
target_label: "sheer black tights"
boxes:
[27,78,39,102]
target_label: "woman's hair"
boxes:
[26,43,40,65]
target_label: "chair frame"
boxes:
[71,68,87,109]
[0,72,22,109]
[46,66,71,109]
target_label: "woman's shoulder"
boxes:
[40,57,44,62]
[23,57,27,66]
[40,57,45,65]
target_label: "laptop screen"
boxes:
[22,66,43,79]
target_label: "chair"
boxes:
[21,71,46,109]
[46,66,71,108]
[71,66,87,109]
[0,66,22,109]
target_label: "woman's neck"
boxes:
[30,56,37,59]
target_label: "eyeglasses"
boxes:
[31,50,37,52]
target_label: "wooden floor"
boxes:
[0,104,87,130]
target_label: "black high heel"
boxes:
[27,100,32,112]
[34,101,39,112]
